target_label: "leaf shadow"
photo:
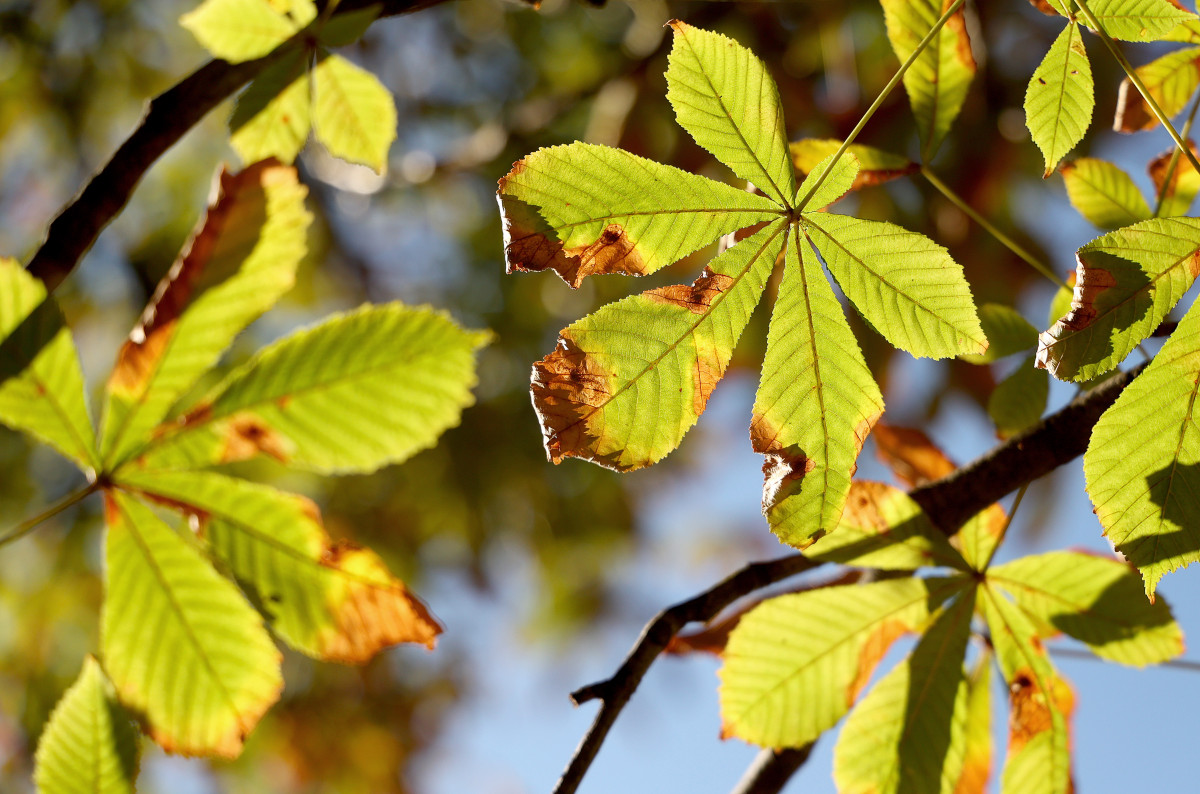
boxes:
[0,296,64,387]
[1117,459,1200,580]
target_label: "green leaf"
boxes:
[318,5,380,47]
[229,48,312,165]
[953,654,993,794]
[180,0,307,62]
[101,491,281,758]
[311,53,397,173]
[0,259,97,470]
[1084,302,1200,596]
[751,228,884,546]
[34,657,139,794]
[833,589,976,794]
[789,138,918,190]
[1081,0,1197,42]
[989,551,1183,665]
[1037,216,1200,381]
[880,0,977,161]
[1025,23,1094,177]
[806,481,969,570]
[135,303,488,474]
[958,504,1009,573]
[988,355,1049,439]
[719,576,961,748]
[1114,47,1200,132]
[530,222,786,471]
[802,213,987,358]
[960,303,1039,364]
[99,161,310,468]
[982,585,1073,794]
[1060,158,1152,228]
[497,142,781,287]
[665,21,795,206]
[1047,273,1075,328]
[795,153,860,211]
[1149,142,1200,217]
[115,470,442,662]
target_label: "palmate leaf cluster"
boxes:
[2,159,487,790]
[499,20,986,549]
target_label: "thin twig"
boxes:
[730,745,817,794]
[1050,644,1200,672]
[795,0,967,211]
[0,483,99,549]
[921,166,1067,289]
[23,0,456,292]
[1073,0,1200,179]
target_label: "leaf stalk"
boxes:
[1152,89,1200,217]
[0,482,100,549]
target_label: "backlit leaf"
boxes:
[135,303,488,474]
[1149,141,1200,216]
[529,222,785,471]
[803,213,987,358]
[102,491,282,758]
[794,153,860,212]
[311,53,397,173]
[960,303,1039,364]
[719,576,962,748]
[665,21,795,205]
[229,48,312,164]
[880,0,977,161]
[1059,158,1151,228]
[497,143,780,287]
[1084,302,1200,596]
[1025,23,1094,177]
[1114,47,1200,132]
[789,138,917,190]
[982,586,1073,794]
[180,0,307,62]
[99,161,310,468]
[1081,0,1197,41]
[1037,216,1200,381]
[953,654,993,794]
[988,355,1049,439]
[317,5,380,48]
[34,657,139,794]
[752,228,884,546]
[117,470,442,662]
[806,481,968,570]
[833,590,975,794]
[0,258,97,470]
[989,551,1183,665]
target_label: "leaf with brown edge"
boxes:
[1149,140,1200,217]
[1036,217,1200,381]
[530,221,787,471]
[116,469,441,662]
[101,491,282,758]
[1114,47,1200,133]
[497,143,781,288]
[718,576,963,748]
[752,227,884,547]
[99,160,310,468]
[790,138,918,191]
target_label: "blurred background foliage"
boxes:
[0,0,1172,791]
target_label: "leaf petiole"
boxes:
[796,0,967,212]
[1152,89,1200,217]
[0,482,99,549]
[920,166,1067,289]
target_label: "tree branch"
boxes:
[24,0,457,292]
[730,745,816,794]
[553,363,1147,794]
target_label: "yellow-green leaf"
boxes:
[988,355,1049,439]
[665,21,795,205]
[1114,47,1200,132]
[180,0,307,63]
[34,657,139,794]
[790,138,917,190]
[961,303,1039,365]
[102,491,281,758]
[795,152,860,212]
[117,470,442,662]
[229,48,312,164]
[0,258,97,471]
[1060,158,1151,228]
[1025,23,1094,177]
[1081,0,1197,42]
[1149,141,1200,217]
[312,53,397,173]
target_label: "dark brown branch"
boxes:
[554,554,820,794]
[23,0,458,292]
[555,363,1149,794]
[730,745,816,794]
[910,364,1145,534]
